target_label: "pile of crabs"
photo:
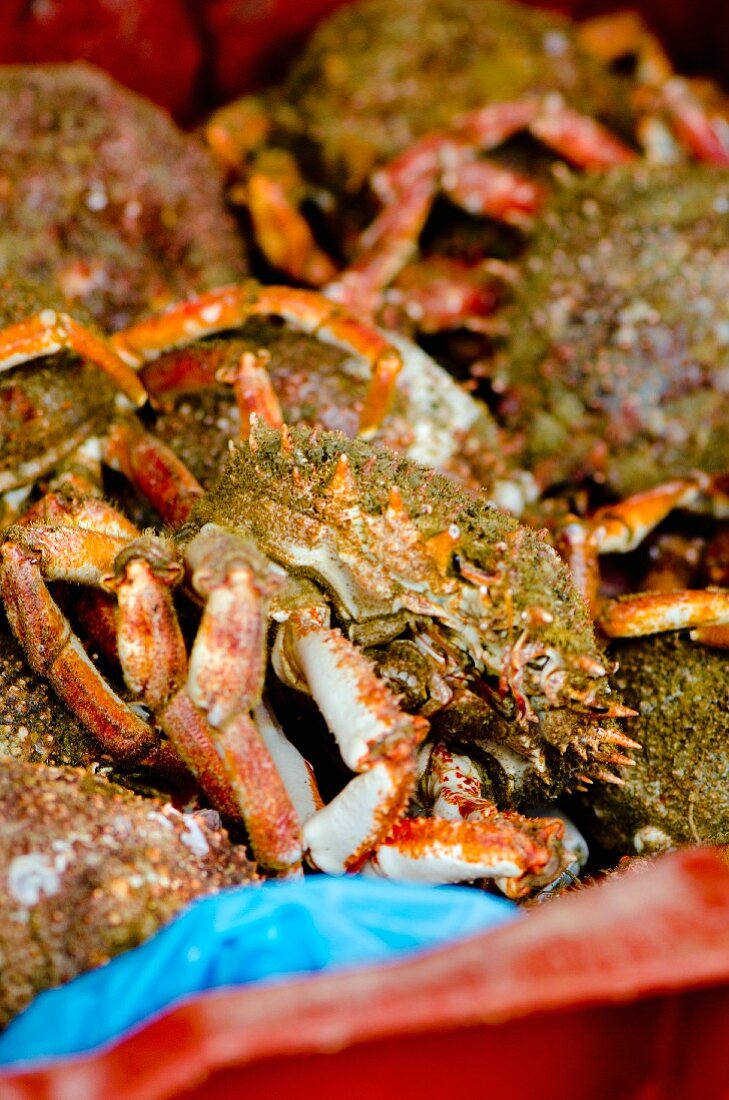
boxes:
[1,0,728,1029]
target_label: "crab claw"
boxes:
[364,814,566,898]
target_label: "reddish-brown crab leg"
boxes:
[657,79,729,166]
[0,311,147,406]
[371,98,544,201]
[103,418,205,528]
[272,604,430,874]
[527,98,637,169]
[112,283,403,436]
[172,523,303,873]
[598,589,729,645]
[4,500,303,872]
[0,517,159,762]
[136,343,286,441]
[578,11,729,166]
[329,97,635,321]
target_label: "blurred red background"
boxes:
[0,0,725,124]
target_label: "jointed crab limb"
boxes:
[0,534,158,762]
[557,478,725,612]
[599,589,729,643]
[104,418,205,528]
[215,349,285,438]
[0,311,147,407]
[364,738,570,895]
[177,523,302,872]
[2,504,303,872]
[273,604,429,873]
[329,96,636,323]
[112,282,403,435]
[578,11,729,166]
[244,150,339,285]
[367,815,565,898]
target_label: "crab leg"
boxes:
[578,12,729,166]
[103,418,205,527]
[368,815,565,898]
[657,79,729,167]
[0,311,146,406]
[214,349,285,438]
[557,478,713,611]
[0,522,159,762]
[275,605,429,874]
[174,523,303,873]
[205,97,339,286]
[598,589,729,643]
[112,283,403,436]
[361,740,565,896]
[577,11,674,85]
[244,150,339,285]
[330,97,636,322]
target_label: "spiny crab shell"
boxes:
[1,759,257,1027]
[0,62,247,331]
[0,278,119,499]
[238,0,633,198]
[495,162,729,499]
[587,632,729,854]
[189,421,628,806]
[137,315,529,506]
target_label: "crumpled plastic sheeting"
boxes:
[0,875,517,1068]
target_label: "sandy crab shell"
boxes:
[0,62,247,330]
[495,163,729,498]
[0,759,258,1027]
[586,632,729,854]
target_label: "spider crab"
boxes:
[490,162,729,638]
[205,0,728,335]
[0,420,635,897]
[1,275,527,532]
[107,280,536,515]
[0,62,247,331]
[584,632,729,857]
[1,759,257,1027]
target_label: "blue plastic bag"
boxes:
[0,875,516,1068]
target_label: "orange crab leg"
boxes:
[557,479,707,611]
[599,589,729,639]
[215,349,285,439]
[245,151,339,286]
[204,94,274,171]
[577,11,674,85]
[0,311,147,406]
[112,283,403,435]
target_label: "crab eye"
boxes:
[527,655,549,671]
